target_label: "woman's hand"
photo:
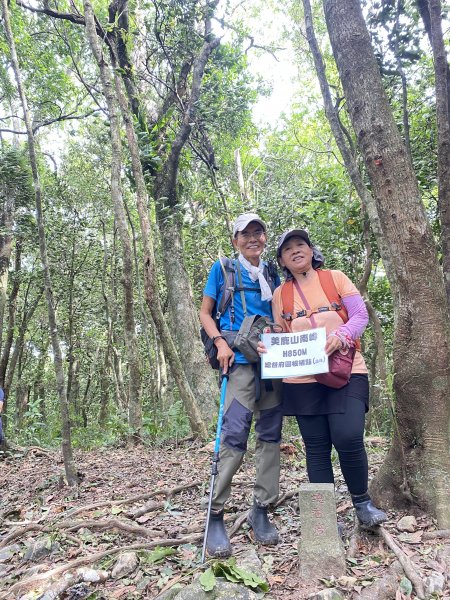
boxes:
[325,334,343,356]
[257,340,268,355]
[216,339,235,374]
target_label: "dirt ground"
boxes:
[0,436,449,599]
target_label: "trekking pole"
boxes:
[201,372,229,564]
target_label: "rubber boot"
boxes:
[206,510,232,558]
[351,493,387,527]
[247,500,279,545]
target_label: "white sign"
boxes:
[260,327,329,379]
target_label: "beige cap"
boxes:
[232,212,266,237]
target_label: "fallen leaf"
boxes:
[136,514,152,524]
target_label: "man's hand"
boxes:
[215,339,235,374]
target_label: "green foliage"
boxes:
[4,0,442,449]
[200,558,269,592]
[139,547,176,565]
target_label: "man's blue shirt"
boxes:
[203,259,280,364]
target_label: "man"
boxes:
[199,213,282,557]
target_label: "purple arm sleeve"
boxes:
[339,295,369,340]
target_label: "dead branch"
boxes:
[422,529,450,540]
[379,526,425,599]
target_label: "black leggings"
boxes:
[295,391,368,495]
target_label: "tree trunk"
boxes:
[0,180,15,355]
[0,242,21,387]
[156,215,219,420]
[301,0,396,289]
[110,0,219,423]
[83,0,142,442]
[427,0,450,307]
[98,348,110,426]
[1,0,78,485]
[302,0,392,421]
[152,20,221,422]
[323,0,450,527]
[33,342,49,424]
[15,382,29,431]
[110,53,208,438]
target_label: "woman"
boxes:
[268,228,386,527]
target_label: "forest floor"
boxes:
[0,434,449,600]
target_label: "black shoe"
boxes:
[206,510,232,558]
[247,501,279,545]
[352,494,387,527]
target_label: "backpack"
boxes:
[279,269,361,351]
[201,258,279,369]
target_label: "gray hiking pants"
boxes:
[212,364,283,511]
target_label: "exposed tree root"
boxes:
[275,489,298,507]
[61,518,161,537]
[58,480,201,520]
[0,518,160,549]
[379,526,425,599]
[29,568,109,600]
[3,535,203,598]
[0,524,44,549]
[229,511,249,536]
[126,499,165,519]
[346,518,360,558]
[422,529,450,540]
[357,560,403,600]
[2,441,53,456]
[3,509,251,598]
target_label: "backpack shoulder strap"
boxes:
[317,269,362,351]
[316,269,348,323]
[264,261,279,293]
[280,280,294,331]
[216,257,235,318]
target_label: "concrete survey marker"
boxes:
[298,483,346,580]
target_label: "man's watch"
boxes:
[212,335,225,344]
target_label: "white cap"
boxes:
[232,212,266,237]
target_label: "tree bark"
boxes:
[323,0,450,527]
[83,0,142,442]
[1,0,78,484]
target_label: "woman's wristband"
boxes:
[212,335,226,344]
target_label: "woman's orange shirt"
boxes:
[271,269,368,384]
